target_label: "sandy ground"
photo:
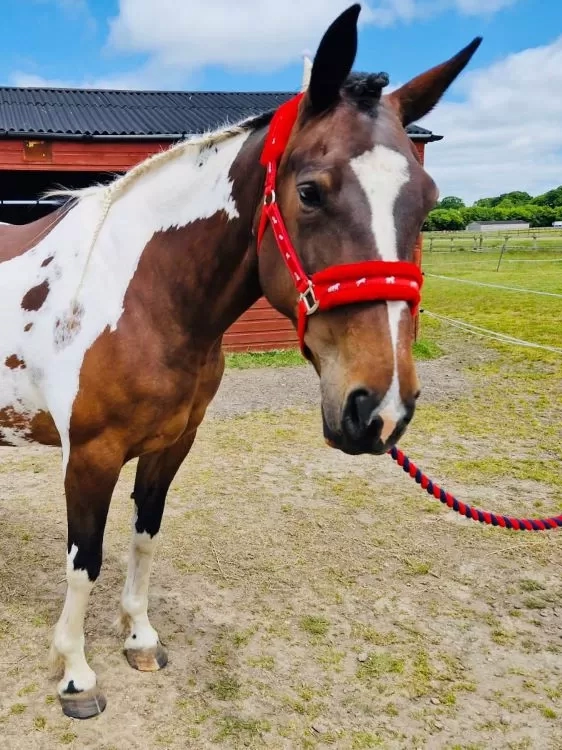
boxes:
[207,355,468,420]
[0,352,560,749]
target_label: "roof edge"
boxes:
[0,129,443,143]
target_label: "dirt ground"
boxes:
[0,342,560,750]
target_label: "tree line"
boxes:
[424,186,562,231]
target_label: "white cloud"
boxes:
[105,0,519,72]
[107,1,369,72]
[10,61,192,91]
[420,35,562,203]
[11,0,519,89]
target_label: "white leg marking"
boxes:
[121,518,160,651]
[351,145,411,434]
[52,545,96,695]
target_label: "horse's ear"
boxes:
[305,4,360,115]
[385,37,482,126]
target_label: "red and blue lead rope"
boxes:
[388,447,562,532]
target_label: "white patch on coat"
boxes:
[350,145,410,435]
[121,519,160,651]
[51,544,97,695]
[0,130,250,472]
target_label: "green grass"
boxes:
[408,243,562,522]
[356,652,405,680]
[213,716,271,744]
[299,615,330,637]
[412,338,443,360]
[209,676,242,701]
[225,336,442,370]
[225,349,305,369]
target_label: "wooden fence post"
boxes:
[496,235,509,271]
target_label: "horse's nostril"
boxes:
[414,389,421,400]
[349,388,369,423]
[343,388,383,441]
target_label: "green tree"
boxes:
[437,196,465,210]
[532,186,562,208]
[496,191,533,206]
[474,197,495,208]
[424,209,466,231]
[462,206,495,223]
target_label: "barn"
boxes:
[466,220,531,232]
[0,86,443,351]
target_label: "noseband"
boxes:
[257,93,423,354]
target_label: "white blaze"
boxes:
[350,145,410,435]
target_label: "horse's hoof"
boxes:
[59,687,107,719]
[124,643,168,672]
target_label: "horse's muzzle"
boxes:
[323,388,415,456]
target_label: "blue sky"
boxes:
[0,1,561,202]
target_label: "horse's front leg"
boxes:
[120,427,198,671]
[120,346,225,671]
[50,437,123,719]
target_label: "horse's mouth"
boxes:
[322,412,410,457]
[322,422,390,456]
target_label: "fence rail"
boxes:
[422,228,562,261]
[423,227,562,239]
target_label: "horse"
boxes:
[0,4,481,719]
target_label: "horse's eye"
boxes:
[297,182,323,209]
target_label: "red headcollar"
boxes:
[257,94,423,354]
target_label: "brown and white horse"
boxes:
[0,4,481,718]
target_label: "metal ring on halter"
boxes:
[299,283,320,315]
[264,190,276,206]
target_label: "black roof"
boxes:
[0,86,442,142]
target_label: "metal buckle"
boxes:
[264,190,276,206]
[299,283,319,315]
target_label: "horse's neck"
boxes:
[82,125,268,346]
[136,126,268,341]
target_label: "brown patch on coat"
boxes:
[21,280,50,311]
[29,410,60,445]
[41,256,54,267]
[0,406,60,446]
[54,303,84,350]
[5,354,26,370]
[0,206,68,264]
[24,323,33,332]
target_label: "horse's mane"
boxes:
[43,109,277,207]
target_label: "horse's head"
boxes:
[256,3,481,456]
